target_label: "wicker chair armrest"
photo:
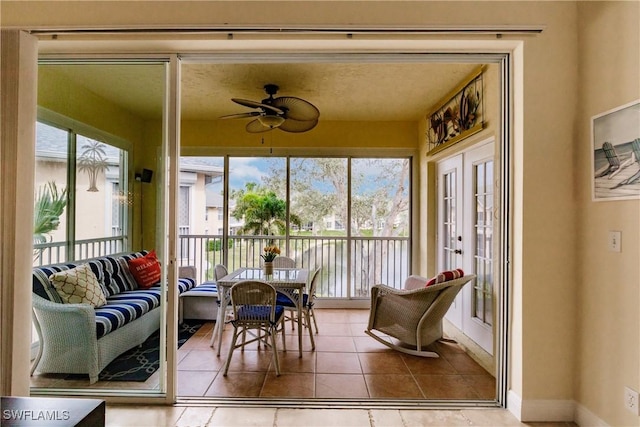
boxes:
[32,294,96,340]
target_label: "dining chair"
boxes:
[277,268,321,350]
[214,264,228,281]
[223,280,286,376]
[272,256,296,268]
[209,264,231,346]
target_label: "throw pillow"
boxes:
[49,263,107,307]
[426,268,464,287]
[128,250,161,289]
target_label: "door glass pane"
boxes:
[290,157,347,298]
[34,122,69,266]
[228,157,286,271]
[33,61,166,396]
[351,158,410,296]
[178,156,224,283]
[473,160,493,326]
[443,171,457,270]
[75,135,127,258]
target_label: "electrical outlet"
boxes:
[624,386,640,415]
[609,231,622,252]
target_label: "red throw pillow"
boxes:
[426,268,464,287]
[128,250,161,289]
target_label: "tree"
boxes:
[231,183,301,236]
[77,140,109,192]
[33,181,68,262]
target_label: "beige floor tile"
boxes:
[260,372,314,398]
[316,352,362,374]
[364,374,424,399]
[205,371,266,397]
[175,406,216,427]
[369,409,405,427]
[105,404,184,427]
[312,335,357,352]
[269,351,316,373]
[224,349,274,372]
[315,322,352,336]
[353,336,395,353]
[358,352,411,374]
[207,407,277,427]
[275,408,371,427]
[399,409,472,426]
[414,374,479,399]
[445,353,489,375]
[460,408,526,426]
[315,373,369,398]
[178,349,225,371]
[463,374,496,399]
[401,353,458,375]
[349,322,369,336]
[178,370,218,397]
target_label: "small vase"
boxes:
[263,261,274,276]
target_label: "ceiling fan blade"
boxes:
[245,119,274,133]
[272,96,319,121]
[278,118,319,133]
[219,112,260,119]
[232,98,283,114]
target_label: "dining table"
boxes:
[210,267,309,357]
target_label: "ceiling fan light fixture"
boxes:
[257,115,285,128]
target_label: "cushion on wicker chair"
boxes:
[426,268,464,287]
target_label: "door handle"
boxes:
[454,249,462,254]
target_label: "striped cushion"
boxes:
[94,278,195,337]
[89,251,147,296]
[178,277,196,293]
[182,282,218,297]
[32,264,76,303]
[95,288,162,338]
[426,268,464,287]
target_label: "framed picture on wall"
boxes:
[592,100,640,201]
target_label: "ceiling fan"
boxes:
[221,84,320,133]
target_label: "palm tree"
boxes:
[231,184,301,237]
[77,140,109,192]
[33,181,67,262]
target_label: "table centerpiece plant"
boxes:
[261,245,280,276]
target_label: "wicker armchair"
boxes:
[223,280,286,376]
[365,274,475,357]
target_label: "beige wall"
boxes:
[2,1,640,424]
[576,2,640,427]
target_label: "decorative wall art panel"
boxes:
[592,100,640,201]
[426,66,484,155]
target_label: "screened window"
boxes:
[34,121,130,265]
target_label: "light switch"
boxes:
[609,231,621,252]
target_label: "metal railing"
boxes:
[32,234,410,299]
[33,236,127,266]
[177,234,409,299]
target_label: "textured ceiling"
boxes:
[43,61,480,122]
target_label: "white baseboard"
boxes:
[575,403,609,427]
[507,390,575,422]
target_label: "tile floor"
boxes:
[31,309,496,400]
[177,308,496,399]
[105,405,578,427]
[31,308,579,426]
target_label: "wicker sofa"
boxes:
[31,250,196,383]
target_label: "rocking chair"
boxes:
[365,274,476,357]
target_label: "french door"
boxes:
[437,141,495,355]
